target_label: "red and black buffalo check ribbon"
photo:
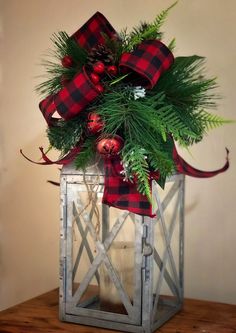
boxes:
[102,144,229,217]
[39,12,174,125]
[103,157,159,217]
[23,12,229,217]
[120,40,174,88]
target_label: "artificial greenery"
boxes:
[37,3,231,201]
[36,32,88,97]
[74,138,96,170]
[122,143,152,201]
[120,1,178,52]
[47,116,83,155]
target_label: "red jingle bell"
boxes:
[87,112,104,135]
[61,55,74,68]
[97,135,124,157]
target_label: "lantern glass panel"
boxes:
[63,173,141,319]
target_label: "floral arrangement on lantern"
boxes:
[21,2,231,216]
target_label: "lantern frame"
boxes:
[59,164,185,333]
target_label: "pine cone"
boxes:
[87,44,114,67]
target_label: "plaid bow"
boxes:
[39,12,174,125]
[24,12,229,217]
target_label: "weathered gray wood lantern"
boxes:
[59,164,185,333]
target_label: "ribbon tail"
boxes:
[102,157,155,217]
[20,146,81,165]
[20,148,52,165]
[47,180,60,186]
[174,146,229,178]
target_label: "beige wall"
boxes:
[0,0,235,310]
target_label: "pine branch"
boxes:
[36,31,87,97]
[147,55,224,145]
[36,62,77,96]
[47,118,83,155]
[50,31,87,64]
[148,142,175,177]
[74,138,96,170]
[95,83,203,150]
[153,55,219,111]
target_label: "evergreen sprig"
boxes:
[74,138,96,170]
[153,56,219,111]
[196,110,232,130]
[47,117,83,155]
[121,1,178,52]
[122,143,152,201]
[36,31,87,97]
[50,31,87,63]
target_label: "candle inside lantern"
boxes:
[99,241,134,314]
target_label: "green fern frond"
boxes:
[122,143,152,201]
[121,2,177,52]
[152,1,178,32]
[149,148,175,177]
[197,110,234,130]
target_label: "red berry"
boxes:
[61,55,74,68]
[95,84,104,93]
[107,65,118,76]
[93,61,105,74]
[90,72,100,84]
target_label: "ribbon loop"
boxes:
[39,68,100,124]
[54,67,100,120]
[72,12,117,50]
[120,40,174,88]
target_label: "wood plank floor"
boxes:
[0,289,235,332]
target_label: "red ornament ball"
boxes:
[90,72,100,85]
[93,61,105,74]
[107,65,118,76]
[87,112,104,135]
[61,55,74,68]
[97,135,124,157]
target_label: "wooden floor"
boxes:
[0,289,235,333]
